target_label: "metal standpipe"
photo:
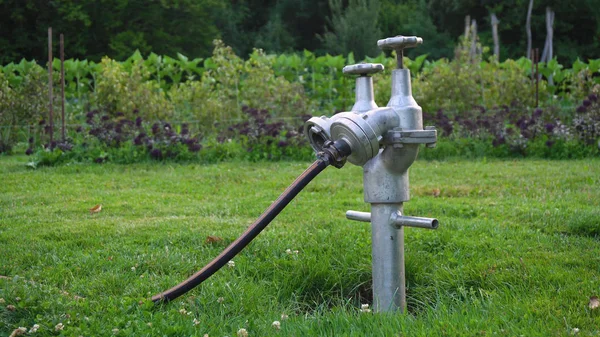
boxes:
[304,35,439,313]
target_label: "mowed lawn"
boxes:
[1,155,599,336]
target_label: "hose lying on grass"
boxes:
[151,140,351,303]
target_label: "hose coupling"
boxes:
[319,139,352,168]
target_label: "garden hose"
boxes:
[151,140,351,303]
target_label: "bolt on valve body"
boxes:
[304,35,439,313]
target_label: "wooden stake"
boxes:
[464,15,471,40]
[48,27,54,145]
[470,19,478,60]
[535,48,539,108]
[491,13,500,60]
[60,34,66,141]
[526,0,534,59]
[541,7,555,85]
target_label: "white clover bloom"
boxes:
[572,328,580,335]
[272,321,281,330]
[112,328,119,334]
[228,261,235,268]
[179,308,187,315]
[285,249,292,254]
[55,323,64,331]
[293,250,299,254]
[217,297,224,303]
[15,297,21,302]
[30,324,40,333]
[360,304,371,313]
[131,266,136,271]
[237,328,248,337]
[193,318,200,326]
[280,313,288,321]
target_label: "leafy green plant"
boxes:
[0,62,54,153]
[171,40,313,132]
[92,57,174,120]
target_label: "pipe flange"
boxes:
[304,116,333,153]
[381,128,437,146]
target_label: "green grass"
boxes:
[1,155,599,336]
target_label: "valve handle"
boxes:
[377,35,423,69]
[342,63,384,76]
[377,36,423,51]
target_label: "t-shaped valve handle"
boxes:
[342,63,384,76]
[377,36,423,69]
[342,63,384,113]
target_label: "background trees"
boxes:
[0,0,598,64]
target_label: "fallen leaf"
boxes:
[432,188,441,197]
[589,296,599,310]
[205,235,223,244]
[89,204,102,215]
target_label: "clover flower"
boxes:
[29,324,40,333]
[280,313,288,321]
[55,323,64,331]
[272,321,281,330]
[237,328,248,337]
[360,304,371,313]
[228,260,235,268]
[193,318,200,326]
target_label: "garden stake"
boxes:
[60,33,66,141]
[305,35,439,312]
[536,48,539,108]
[47,27,53,144]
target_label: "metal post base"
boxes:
[371,203,406,312]
[347,205,438,313]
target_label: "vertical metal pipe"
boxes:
[370,203,405,312]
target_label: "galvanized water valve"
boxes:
[304,35,439,313]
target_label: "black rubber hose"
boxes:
[151,157,332,303]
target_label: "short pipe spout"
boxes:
[391,212,438,229]
[346,210,371,222]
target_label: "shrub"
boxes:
[171,40,313,133]
[92,58,174,120]
[413,40,539,115]
[27,107,315,167]
[0,62,54,153]
[217,106,313,161]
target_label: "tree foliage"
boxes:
[0,0,222,63]
[0,0,598,64]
